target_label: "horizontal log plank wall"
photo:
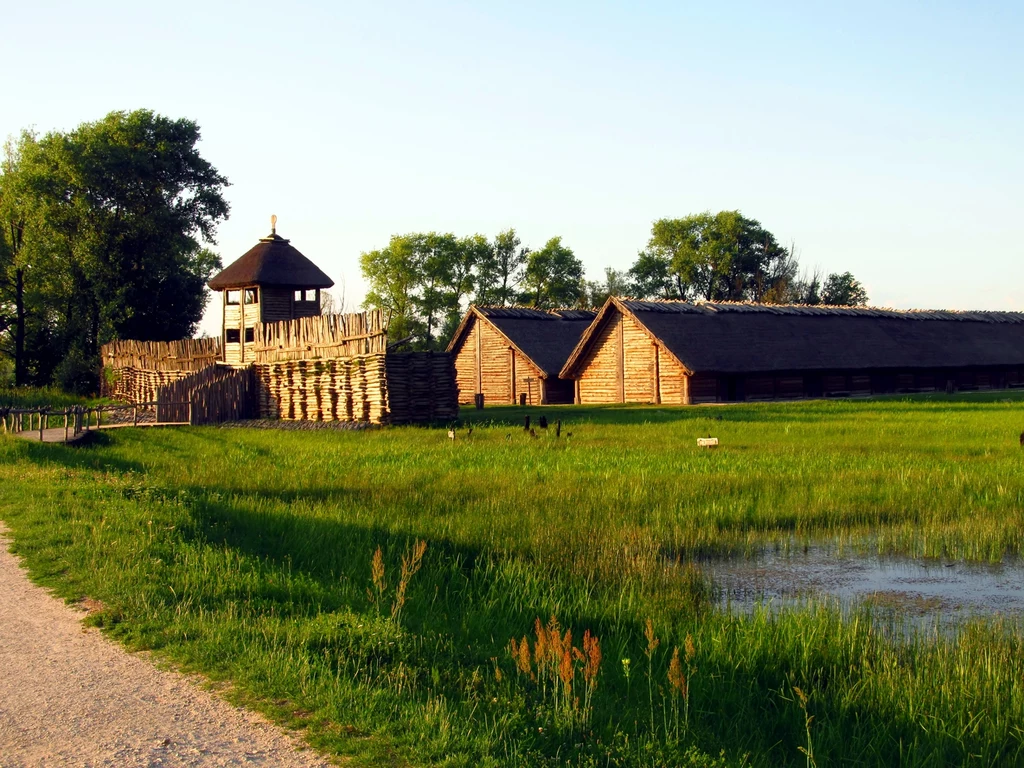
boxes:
[453,318,544,405]
[576,312,671,404]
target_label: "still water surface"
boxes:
[702,548,1024,624]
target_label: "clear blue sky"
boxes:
[3,1,1022,336]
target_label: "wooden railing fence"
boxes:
[0,402,191,441]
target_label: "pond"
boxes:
[700,547,1024,627]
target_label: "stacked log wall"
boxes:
[254,351,458,424]
[657,352,688,404]
[577,315,622,403]
[622,314,655,403]
[385,352,460,423]
[477,321,512,404]
[453,322,479,405]
[513,350,544,405]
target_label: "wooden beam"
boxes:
[475,321,482,394]
[616,314,625,403]
[654,342,661,404]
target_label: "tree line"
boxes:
[1,108,868,388]
[0,110,229,391]
[361,211,868,350]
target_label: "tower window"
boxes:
[244,288,259,304]
[244,327,255,343]
[226,290,241,305]
[226,328,240,343]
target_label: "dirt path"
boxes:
[0,524,335,767]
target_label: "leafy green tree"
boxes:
[0,110,229,391]
[821,272,869,306]
[585,267,628,308]
[522,237,584,308]
[361,233,424,345]
[476,228,528,306]
[627,250,676,299]
[362,232,488,350]
[630,211,795,302]
[0,133,39,386]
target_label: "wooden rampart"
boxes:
[101,338,220,401]
[253,310,388,363]
[255,355,389,423]
[385,352,459,423]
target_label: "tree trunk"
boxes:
[13,267,26,386]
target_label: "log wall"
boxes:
[255,351,458,424]
[577,314,622,403]
[576,310,662,404]
[101,338,221,401]
[622,315,656,403]
[385,352,460,423]
[657,351,689,405]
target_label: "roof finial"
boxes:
[270,214,277,235]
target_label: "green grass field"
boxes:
[1,394,1023,766]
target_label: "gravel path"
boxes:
[0,523,336,768]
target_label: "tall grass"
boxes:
[0,394,1022,765]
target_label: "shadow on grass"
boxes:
[158,488,988,765]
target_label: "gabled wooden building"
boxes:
[207,218,334,365]
[560,297,1024,404]
[447,306,596,405]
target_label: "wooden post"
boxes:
[133,405,138,427]
[475,321,482,398]
[616,314,625,403]
[64,411,69,442]
[653,343,661,405]
[188,400,193,425]
[39,412,45,441]
[509,348,516,404]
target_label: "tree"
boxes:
[627,250,676,299]
[585,267,628,308]
[362,232,489,350]
[630,211,795,303]
[821,272,868,306]
[522,237,584,308]
[0,110,229,391]
[361,233,423,345]
[0,133,38,386]
[476,228,528,306]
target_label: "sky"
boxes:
[3,1,1022,336]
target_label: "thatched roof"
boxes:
[208,230,334,290]
[561,298,1024,377]
[447,306,597,378]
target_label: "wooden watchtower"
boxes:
[207,216,334,365]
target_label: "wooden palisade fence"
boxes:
[103,309,458,426]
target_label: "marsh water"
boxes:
[701,547,1024,626]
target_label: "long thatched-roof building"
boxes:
[447,306,596,405]
[559,297,1024,404]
